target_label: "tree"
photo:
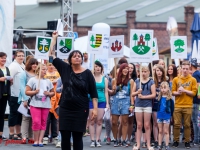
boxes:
[39,39,49,53]
[144,33,151,46]
[153,41,155,47]
[59,40,65,46]
[174,39,184,48]
[90,35,95,47]
[133,33,138,45]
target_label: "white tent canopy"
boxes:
[74,36,130,73]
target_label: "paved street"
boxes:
[0,121,200,150]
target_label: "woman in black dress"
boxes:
[49,31,98,150]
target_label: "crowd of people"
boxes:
[0,32,200,150]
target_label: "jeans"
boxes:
[111,98,130,115]
[173,107,192,142]
[192,104,200,143]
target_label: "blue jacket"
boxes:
[157,98,174,116]
[18,71,30,104]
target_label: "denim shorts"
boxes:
[111,98,130,115]
[157,118,170,124]
[89,101,106,109]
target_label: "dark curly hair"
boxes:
[68,50,83,65]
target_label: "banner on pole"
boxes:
[152,38,159,61]
[108,35,124,58]
[130,29,153,62]
[170,36,187,59]
[87,31,104,54]
[35,36,52,60]
[57,37,74,59]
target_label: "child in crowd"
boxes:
[25,64,54,147]
[157,82,174,150]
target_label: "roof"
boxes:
[14,0,200,29]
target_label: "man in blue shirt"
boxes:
[190,58,200,146]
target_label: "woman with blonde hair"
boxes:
[132,65,156,150]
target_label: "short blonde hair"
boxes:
[141,65,149,71]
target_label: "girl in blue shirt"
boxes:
[157,81,174,150]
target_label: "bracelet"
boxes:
[129,106,134,108]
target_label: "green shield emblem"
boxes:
[37,38,51,53]
[59,38,72,53]
[65,39,72,50]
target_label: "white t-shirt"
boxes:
[82,61,90,69]
[27,77,53,108]
[9,60,25,97]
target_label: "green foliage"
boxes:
[90,35,95,47]
[174,39,184,48]
[144,34,151,46]
[133,33,138,45]
[59,40,64,46]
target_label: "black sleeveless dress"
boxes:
[53,58,98,132]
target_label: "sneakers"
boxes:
[96,140,101,147]
[56,141,61,148]
[157,145,162,150]
[0,135,7,141]
[165,145,171,150]
[193,143,199,147]
[154,141,158,148]
[52,137,58,145]
[126,140,131,146]
[106,137,111,145]
[185,142,191,149]
[114,140,119,147]
[121,140,128,147]
[142,142,147,148]
[172,141,179,148]
[118,139,122,145]
[90,140,95,147]
[43,137,49,145]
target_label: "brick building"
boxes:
[15,0,199,65]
